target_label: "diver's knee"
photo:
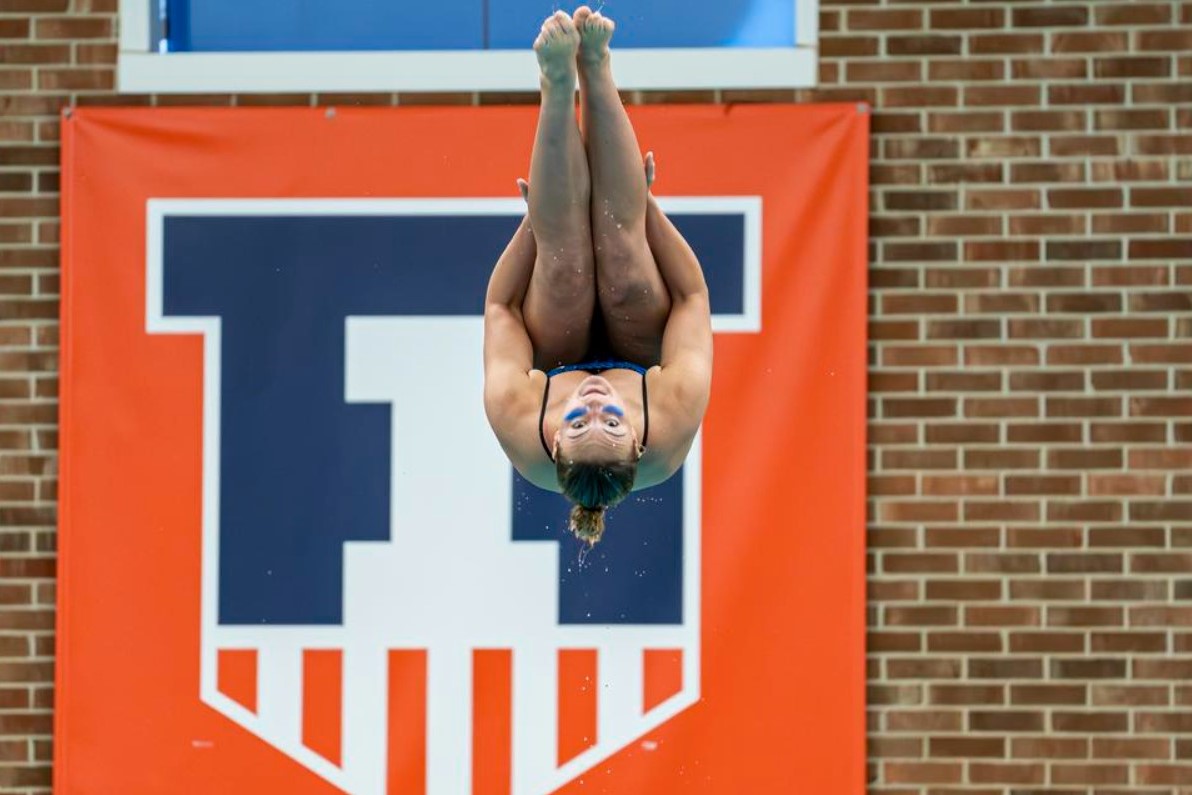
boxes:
[592,230,648,275]
[534,248,594,297]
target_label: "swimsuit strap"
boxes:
[539,373,554,462]
[539,364,651,463]
[640,368,649,450]
[546,360,648,377]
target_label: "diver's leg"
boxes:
[522,10,595,370]
[575,6,670,365]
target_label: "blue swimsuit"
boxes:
[539,360,650,462]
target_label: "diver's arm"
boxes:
[648,193,712,360]
[647,193,712,430]
[485,213,536,310]
[483,216,555,481]
[485,214,537,376]
[646,193,709,303]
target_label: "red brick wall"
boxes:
[1,0,1191,792]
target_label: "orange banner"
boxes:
[59,104,868,793]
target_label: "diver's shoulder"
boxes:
[513,459,563,493]
[485,367,545,422]
[632,451,684,490]
[652,359,711,409]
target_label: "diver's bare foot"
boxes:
[534,10,580,86]
[575,6,614,67]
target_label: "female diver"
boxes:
[483,7,712,545]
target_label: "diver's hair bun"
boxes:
[557,457,637,547]
[569,504,607,546]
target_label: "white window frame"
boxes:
[118,0,818,93]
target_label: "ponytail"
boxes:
[556,457,638,546]
[569,504,608,546]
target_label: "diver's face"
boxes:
[554,376,637,463]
